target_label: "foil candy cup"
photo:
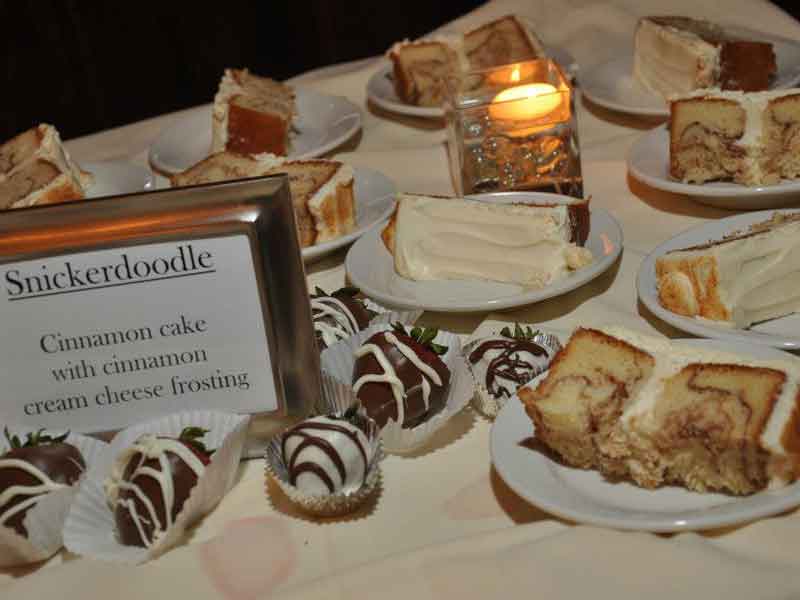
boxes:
[463,328,562,419]
[266,379,383,517]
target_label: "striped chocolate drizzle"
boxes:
[283,421,368,494]
[469,338,547,398]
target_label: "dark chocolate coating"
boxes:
[114,445,200,547]
[313,290,373,350]
[0,443,84,537]
[468,338,547,399]
[353,331,450,429]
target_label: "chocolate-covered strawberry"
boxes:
[105,427,214,548]
[311,287,375,350]
[0,428,85,537]
[353,323,450,429]
[468,324,558,401]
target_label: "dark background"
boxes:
[1,1,798,142]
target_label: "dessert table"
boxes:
[6,0,800,598]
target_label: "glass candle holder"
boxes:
[444,59,583,198]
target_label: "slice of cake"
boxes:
[388,15,545,107]
[211,69,296,156]
[519,326,800,494]
[0,124,92,210]
[170,152,355,247]
[389,40,461,107]
[462,14,546,71]
[669,88,800,186]
[633,16,776,98]
[380,193,592,288]
[655,212,800,328]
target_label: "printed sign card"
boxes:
[0,176,318,434]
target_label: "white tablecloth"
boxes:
[5,1,800,598]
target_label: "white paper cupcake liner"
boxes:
[0,428,106,567]
[317,372,359,415]
[265,404,382,518]
[363,299,423,328]
[463,327,562,419]
[63,410,249,564]
[320,323,472,453]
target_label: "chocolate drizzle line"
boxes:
[283,422,368,494]
[469,339,547,398]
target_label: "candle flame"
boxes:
[510,66,521,83]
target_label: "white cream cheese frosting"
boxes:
[661,214,800,328]
[391,194,591,288]
[633,18,720,98]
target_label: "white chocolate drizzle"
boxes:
[312,297,361,347]
[105,434,206,548]
[353,331,443,425]
[0,458,69,527]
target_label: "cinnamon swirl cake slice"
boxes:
[519,326,800,495]
[669,88,800,186]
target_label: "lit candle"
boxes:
[488,83,562,125]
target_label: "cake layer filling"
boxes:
[390,194,592,288]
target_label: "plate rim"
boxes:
[301,165,397,261]
[148,88,363,176]
[627,124,800,199]
[82,161,156,197]
[580,55,669,117]
[491,337,800,532]
[582,29,800,119]
[636,208,800,349]
[366,62,444,118]
[345,201,623,312]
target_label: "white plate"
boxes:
[627,125,800,210]
[491,338,800,532]
[366,62,443,119]
[303,166,396,262]
[148,89,362,175]
[366,46,577,119]
[345,192,623,312]
[581,28,800,118]
[83,161,157,197]
[637,209,800,350]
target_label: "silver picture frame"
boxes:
[0,175,319,450]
